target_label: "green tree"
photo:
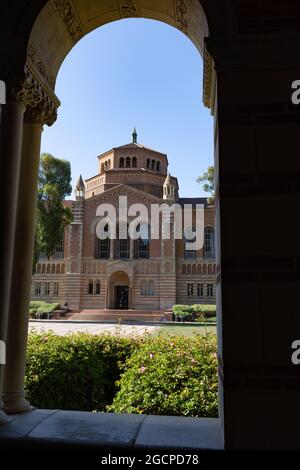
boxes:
[196,166,215,203]
[33,154,72,270]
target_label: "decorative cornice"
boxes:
[203,43,214,110]
[27,43,55,89]
[51,0,83,44]
[176,0,189,36]
[118,0,138,18]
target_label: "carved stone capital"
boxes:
[19,69,60,126]
[203,44,216,112]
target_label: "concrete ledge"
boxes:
[0,409,223,451]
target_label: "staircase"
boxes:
[69,309,172,323]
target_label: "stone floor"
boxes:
[28,320,158,337]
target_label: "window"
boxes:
[119,157,124,168]
[187,283,194,296]
[88,282,93,295]
[135,224,150,259]
[95,225,111,259]
[204,227,215,259]
[140,279,155,296]
[184,226,196,259]
[35,282,41,295]
[197,283,204,297]
[207,283,214,297]
[55,234,65,258]
[53,282,59,296]
[126,157,131,168]
[117,238,129,258]
[95,280,101,295]
[156,161,161,172]
[45,282,50,295]
[140,280,147,295]
[132,156,137,167]
[151,159,155,170]
[147,158,150,169]
[148,280,155,296]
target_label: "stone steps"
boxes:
[69,309,172,323]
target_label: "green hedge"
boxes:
[29,301,60,318]
[25,331,139,411]
[107,333,218,417]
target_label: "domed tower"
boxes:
[163,173,179,202]
[75,174,85,200]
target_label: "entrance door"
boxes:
[115,286,129,309]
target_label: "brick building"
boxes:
[31,130,216,311]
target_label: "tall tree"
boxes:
[33,154,72,270]
[196,166,215,203]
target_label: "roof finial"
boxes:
[132,126,137,144]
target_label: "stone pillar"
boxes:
[207,33,300,449]
[0,85,26,423]
[2,87,59,414]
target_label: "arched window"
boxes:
[140,280,147,296]
[108,159,111,169]
[101,163,104,173]
[156,161,161,172]
[95,280,101,295]
[151,160,155,170]
[148,280,155,296]
[37,264,41,273]
[95,224,111,259]
[184,226,196,259]
[147,158,151,169]
[52,264,56,273]
[61,264,65,274]
[56,264,60,274]
[132,156,137,168]
[47,264,51,273]
[42,264,46,273]
[135,224,150,259]
[126,157,131,168]
[204,226,215,259]
[119,157,124,168]
[88,281,93,295]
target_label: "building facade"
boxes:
[31,130,216,311]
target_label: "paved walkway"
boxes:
[28,320,158,337]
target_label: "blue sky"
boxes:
[41,18,213,198]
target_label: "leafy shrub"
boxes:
[107,333,218,417]
[172,305,194,316]
[29,301,60,318]
[191,304,216,317]
[25,331,140,411]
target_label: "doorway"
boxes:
[115,286,129,309]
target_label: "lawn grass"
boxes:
[153,324,216,338]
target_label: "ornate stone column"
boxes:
[0,83,26,424]
[2,77,59,414]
